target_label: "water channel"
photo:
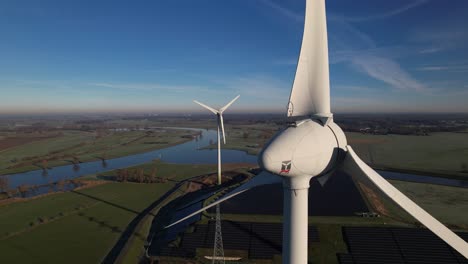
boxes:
[1,127,467,198]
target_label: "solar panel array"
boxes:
[339,227,468,264]
[158,220,319,260]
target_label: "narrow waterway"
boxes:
[1,128,255,197]
[1,127,467,198]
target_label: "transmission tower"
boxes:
[212,203,225,264]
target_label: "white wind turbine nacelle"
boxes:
[259,119,346,181]
[167,0,468,262]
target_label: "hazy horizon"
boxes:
[1,0,468,114]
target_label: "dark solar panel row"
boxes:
[249,222,283,259]
[158,220,319,260]
[158,246,194,258]
[339,226,468,264]
[338,253,355,264]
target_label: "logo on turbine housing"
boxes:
[280,160,292,173]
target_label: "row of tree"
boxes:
[115,167,167,183]
[0,179,83,199]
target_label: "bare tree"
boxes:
[48,182,55,193]
[150,167,157,183]
[56,180,65,191]
[18,185,29,198]
[116,169,122,182]
[70,179,80,189]
[41,169,48,178]
[42,159,48,170]
[101,159,107,168]
[0,177,8,192]
[122,169,128,182]
[138,168,145,183]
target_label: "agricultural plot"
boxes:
[203,123,279,155]
[210,122,468,179]
[0,182,174,263]
[347,132,468,179]
[0,129,196,175]
[0,161,225,264]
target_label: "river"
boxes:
[1,127,467,198]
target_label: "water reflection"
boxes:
[1,128,467,199]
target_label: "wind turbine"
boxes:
[169,0,468,263]
[194,95,239,264]
[194,95,240,185]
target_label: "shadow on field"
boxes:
[77,212,122,233]
[71,190,146,216]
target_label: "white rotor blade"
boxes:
[193,100,218,114]
[219,95,240,113]
[288,0,331,120]
[342,146,468,258]
[219,114,226,144]
[165,172,281,229]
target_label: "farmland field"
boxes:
[208,124,468,179]
[348,132,468,179]
[0,161,224,263]
[0,128,197,175]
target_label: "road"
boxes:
[101,174,206,264]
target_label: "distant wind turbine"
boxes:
[194,95,240,264]
[194,95,240,185]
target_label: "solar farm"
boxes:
[211,171,368,216]
[338,227,468,264]
[147,168,468,263]
[151,222,468,263]
[152,220,319,261]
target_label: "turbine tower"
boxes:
[193,95,240,264]
[169,1,468,263]
[194,95,240,185]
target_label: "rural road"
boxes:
[101,174,205,264]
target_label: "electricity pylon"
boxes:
[212,203,225,264]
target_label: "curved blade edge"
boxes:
[165,172,281,229]
[342,145,468,259]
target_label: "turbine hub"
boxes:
[259,119,346,179]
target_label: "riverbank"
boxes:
[0,128,199,176]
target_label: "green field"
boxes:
[0,161,220,263]
[203,123,279,155]
[0,183,171,263]
[388,180,468,228]
[0,128,197,175]
[348,132,468,179]
[206,125,468,179]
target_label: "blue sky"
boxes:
[1,0,468,114]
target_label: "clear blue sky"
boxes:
[1,0,467,114]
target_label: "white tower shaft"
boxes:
[217,115,222,185]
[283,177,311,264]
